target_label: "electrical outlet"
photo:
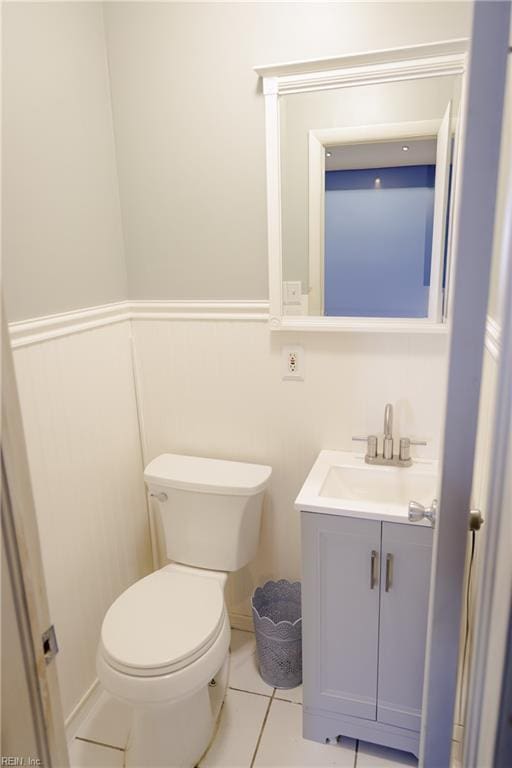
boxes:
[282,345,304,381]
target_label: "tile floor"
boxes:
[70,629,457,768]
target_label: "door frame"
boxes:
[1,309,69,767]
[420,2,511,765]
[307,117,451,320]
[463,43,512,764]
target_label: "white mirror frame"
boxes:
[254,39,468,333]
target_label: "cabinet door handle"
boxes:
[370,550,378,589]
[385,553,394,592]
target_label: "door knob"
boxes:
[469,508,484,531]
[408,499,437,527]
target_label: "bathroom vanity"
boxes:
[296,450,437,758]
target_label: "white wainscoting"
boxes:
[8,301,501,736]
[130,317,450,620]
[11,320,153,721]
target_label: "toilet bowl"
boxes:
[97,454,271,768]
[97,565,230,767]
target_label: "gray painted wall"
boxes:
[2,3,127,322]
[2,2,471,319]
[104,1,471,302]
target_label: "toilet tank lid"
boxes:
[144,453,272,496]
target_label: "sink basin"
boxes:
[295,450,438,524]
[320,464,436,505]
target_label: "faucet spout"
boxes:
[384,403,393,438]
[353,402,428,467]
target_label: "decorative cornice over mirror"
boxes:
[255,39,469,332]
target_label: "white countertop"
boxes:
[294,449,438,526]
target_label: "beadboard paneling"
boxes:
[131,319,449,619]
[12,322,152,719]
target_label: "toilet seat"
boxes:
[100,567,225,677]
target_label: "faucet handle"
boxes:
[399,437,427,462]
[352,435,378,459]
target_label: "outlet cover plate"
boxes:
[282,345,304,381]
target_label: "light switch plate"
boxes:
[282,345,304,381]
[283,281,302,305]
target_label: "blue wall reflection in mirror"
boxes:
[324,165,435,317]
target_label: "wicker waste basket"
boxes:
[251,579,302,689]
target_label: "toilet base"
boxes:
[125,655,229,768]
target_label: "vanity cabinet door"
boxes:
[302,512,381,721]
[377,522,433,732]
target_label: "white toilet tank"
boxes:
[144,454,272,572]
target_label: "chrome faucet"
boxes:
[352,403,426,467]
[383,404,393,460]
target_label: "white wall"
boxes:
[132,318,448,619]
[2,3,127,322]
[12,323,153,720]
[103,1,471,301]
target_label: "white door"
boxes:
[1,311,69,767]
[420,2,512,766]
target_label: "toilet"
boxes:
[96,453,271,768]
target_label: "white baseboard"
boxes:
[229,611,254,633]
[65,678,101,744]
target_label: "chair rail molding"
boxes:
[129,300,269,322]
[9,300,271,348]
[13,302,502,347]
[10,300,484,345]
[9,301,132,348]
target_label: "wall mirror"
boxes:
[255,40,468,331]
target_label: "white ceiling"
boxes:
[325,138,437,172]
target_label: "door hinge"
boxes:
[42,625,59,664]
